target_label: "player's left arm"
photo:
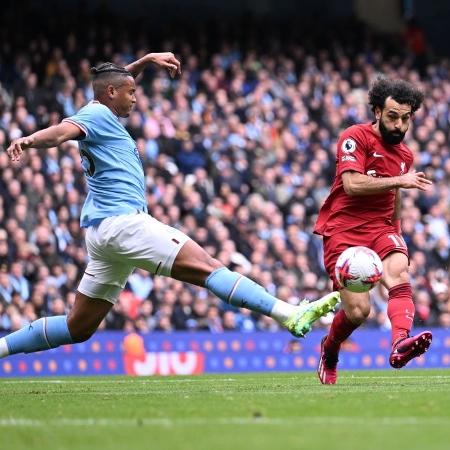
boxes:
[125,53,181,79]
[392,188,402,233]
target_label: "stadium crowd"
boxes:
[0,19,449,334]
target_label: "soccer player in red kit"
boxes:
[314,76,433,384]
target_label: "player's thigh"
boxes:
[372,230,409,288]
[171,239,223,286]
[381,252,409,289]
[323,230,372,290]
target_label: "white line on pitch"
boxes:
[0,416,449,427]
[2,374,450,384]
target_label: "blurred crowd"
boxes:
[0,18,449,335]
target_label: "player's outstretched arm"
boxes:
[6,122,83,162]
[342,170,432,196]
[125,52,181,79]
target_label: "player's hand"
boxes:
[398,171,433,191]
[6,136,34,162]
[149,52,181,78]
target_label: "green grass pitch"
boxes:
[2,369,450,450]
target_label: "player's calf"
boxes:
[0,316,73,358]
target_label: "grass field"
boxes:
[2,369,450,450]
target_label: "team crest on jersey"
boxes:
[342,138,356,154]
[400,161,406,175]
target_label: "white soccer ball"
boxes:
[335,246,383,293]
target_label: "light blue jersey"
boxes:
[63,101,147,227]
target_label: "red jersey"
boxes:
[314,123,413,236]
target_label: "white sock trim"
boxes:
[227,276,243,304]
[270,300,296,323]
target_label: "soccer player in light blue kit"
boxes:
[2,52,340,358]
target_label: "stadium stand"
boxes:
[0,16,448,334]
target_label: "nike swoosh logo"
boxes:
[373,152,384,158]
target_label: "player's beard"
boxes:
[379,117,406,145]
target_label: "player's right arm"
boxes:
[342,170,432,196]
[6,122,83,162]
[335,126,432,196]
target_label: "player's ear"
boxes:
[374,106,382,121]
[106,84,116,99]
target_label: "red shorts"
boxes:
[323,223,408,290]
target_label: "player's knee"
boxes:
[385,269,409,288]
[195,254,223,274]
[196,257,224,282]
[208,257,224,272]
[189,255,223,277]
[360,304,371,320]
[172,249,224,286]
[67,320,96,343]
[71,329,95,344]
[396,270,409,285]
[347,303,370,324]
[349,310,369,325]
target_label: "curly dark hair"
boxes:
[368,76,424,114]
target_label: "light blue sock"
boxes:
[205,267,276,316]
[5,316,73,355]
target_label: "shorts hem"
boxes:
[379,247,409,261]
[77,285,119,305]
[159,237,191,277]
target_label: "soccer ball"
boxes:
[335,246,383,293]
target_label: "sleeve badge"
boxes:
[342,138,356,154]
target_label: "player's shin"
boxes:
[324,308,360,354]
[205,267,294,321]
[387,282,414,345]
[0,316,74,358]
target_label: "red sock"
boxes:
[388,282,414,345]
[324,309,359,354]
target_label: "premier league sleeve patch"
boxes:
[336,133,366,176]
[341,138,357,154]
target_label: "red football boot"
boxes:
[389,331,433,369]
[317,336,339,385]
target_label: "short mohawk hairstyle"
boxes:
[368,76,424,114]
[90,62,132,77]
